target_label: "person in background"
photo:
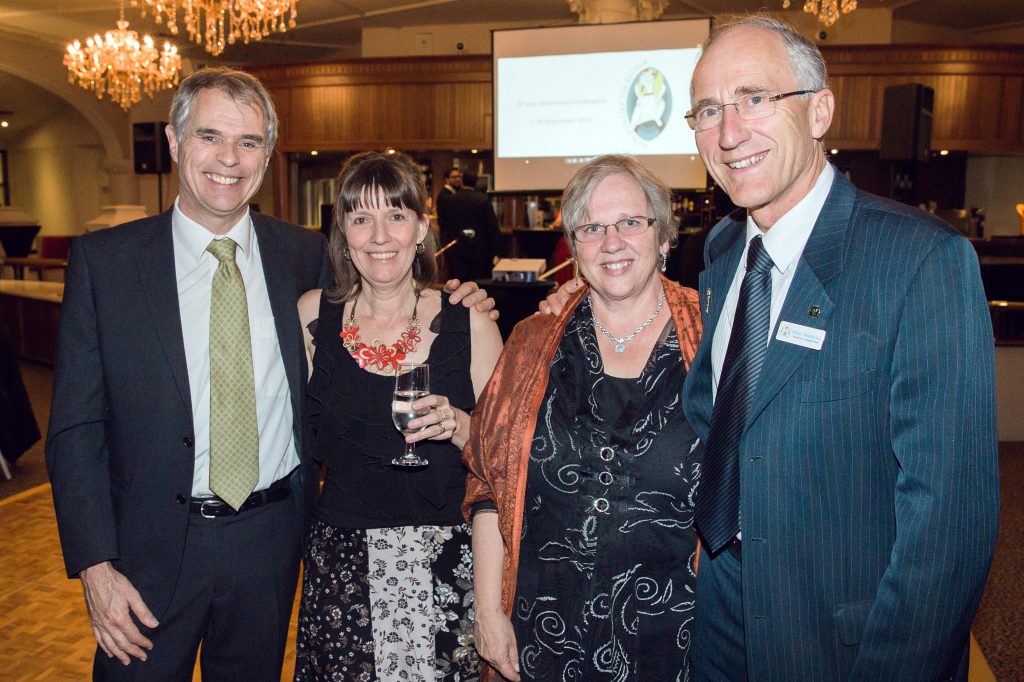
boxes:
[46,67,494,681]
[294,151,503,681]
[435,166,462,236]
[438,171,501,282]
[463,154,703,681]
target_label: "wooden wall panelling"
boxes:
[822,45,1024,153]
[252,57,492,153]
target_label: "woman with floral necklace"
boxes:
[294,151,502,681]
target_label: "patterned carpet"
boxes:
[1,362,1017,679]
[974,441,1024,682]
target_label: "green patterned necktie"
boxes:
[206,238,259,511]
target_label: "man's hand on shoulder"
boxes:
[539,278,584,316]
[444,279,499,321]
[80,561,158,666]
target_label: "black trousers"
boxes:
[93,487,303,681]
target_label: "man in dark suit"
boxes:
[437,171,501,282]
[435,166,461,236]
[46,68,491,680]
[681,16,999,681]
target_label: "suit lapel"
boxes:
[135,212,192,412]
[745,171,856,426]
[253,216,303,423]
[687,215,746,439]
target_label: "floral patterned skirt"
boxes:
[294,519,480,682]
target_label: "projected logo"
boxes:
[624,67,672,142]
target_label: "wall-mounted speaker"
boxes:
[133,121,171,174]
[879,84,934,162]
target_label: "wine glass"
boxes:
[391,362,430,467]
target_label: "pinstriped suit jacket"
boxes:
[682,170,999,681]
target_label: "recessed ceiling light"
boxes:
[310,150,318,156]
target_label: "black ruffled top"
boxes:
[305,292,475,529]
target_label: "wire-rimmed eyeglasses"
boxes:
[571,216,655,243]
[684,90,818,132]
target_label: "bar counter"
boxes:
[0,280,62,365]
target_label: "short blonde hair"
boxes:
[560,155,676,258]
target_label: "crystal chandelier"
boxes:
[567,0,669,24]
[131,0,299,57]
[784,0,859,27]
[64,1,181,111]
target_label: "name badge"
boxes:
[776,321,826,350]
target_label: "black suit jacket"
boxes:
[46,210,330,617]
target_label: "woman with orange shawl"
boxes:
[462,155,703,681]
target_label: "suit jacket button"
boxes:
[183,436,194,448]
[176,494,187,505]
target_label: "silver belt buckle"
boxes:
[199,500,222,519]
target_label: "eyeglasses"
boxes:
[684,90,817,132]
[572,216,655,243]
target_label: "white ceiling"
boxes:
[0,0,1022,139]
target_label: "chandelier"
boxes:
[64,1,181,111]
[131,0,299,57]
[567,0,669,24]
[784,0,858,27]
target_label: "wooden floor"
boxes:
[0,484,300,681]
[0,483,997,681]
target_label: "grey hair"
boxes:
[169,67,279,152]
[704,14,829,92]
[560,155,676,259]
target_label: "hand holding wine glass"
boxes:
[392,362,430,467]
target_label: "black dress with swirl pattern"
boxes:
[512,296,702,682]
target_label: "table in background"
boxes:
[0,256,68,280]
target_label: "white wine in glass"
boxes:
[391,362,430,467]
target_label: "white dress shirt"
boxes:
[710,164,835,400]
[172,200,299,498]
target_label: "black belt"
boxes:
[726,537,742,560]
[190,474,293,518]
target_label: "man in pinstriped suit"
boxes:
[682,15,999,682]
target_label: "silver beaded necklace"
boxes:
[591,291,666,353]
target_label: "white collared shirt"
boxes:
[710,164,834,401]
[172,200,299,497]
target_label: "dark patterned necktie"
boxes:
[696,235,774,554]
[206,238,259,511]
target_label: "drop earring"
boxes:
[343,247,351,261]
[416,241,425,255]
[660,253,667,273]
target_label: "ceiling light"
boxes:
[64,0,181,111]
[0,121,8,128]
[783,0,858,27]
[132,0,298,57]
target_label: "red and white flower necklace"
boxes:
[340,292,422,373]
